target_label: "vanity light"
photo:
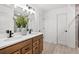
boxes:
[14,4,36,16]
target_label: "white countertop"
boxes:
[0,32,43,49]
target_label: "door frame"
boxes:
[75,14,79,48]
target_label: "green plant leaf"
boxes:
[16,16,29,28]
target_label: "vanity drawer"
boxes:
[33,34,43,42]
[0,39,32,54]
[21,44,32,54]
[33,40,39,47]
[33,46,39,54]
[25,49,32,54]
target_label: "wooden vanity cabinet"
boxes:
[25,49,32,54]
[33,34,43,54]
[39,36,43,53]
[33,40,40,54]
[21,43,32,54]
[13,50,21,54]
[0,39,32,54]
[0,34,43,54]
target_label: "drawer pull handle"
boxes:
[35,42,37,45]
[34,41,39,45]
[25,48,30,50]
[35,47,38,49]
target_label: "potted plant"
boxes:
[16,16,22,32]
[20,16,29,35]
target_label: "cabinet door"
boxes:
[32,34,43,54]
[33,46,39,54]
[33,39,40,54]
[25,49,32,54]
[39,38,43,53]
[21,45,32,54]
[33,40,39,47]
[21,42,32,54]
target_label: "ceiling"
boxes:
[31,4,67,12]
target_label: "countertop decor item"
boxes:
[16,16,29,35]
[16,16,22,28]
[20,16,29,28]
[16,16,29,34]
[16,16,22,32]
[20,16,29,35]
[21,16,29,35]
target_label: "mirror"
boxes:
[0,4,14,34]
[14,4,36,32]
[0,4,36,35]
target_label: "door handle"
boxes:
[65,30,67,32]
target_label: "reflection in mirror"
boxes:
[0,4,36,38]
[13,4,36,33]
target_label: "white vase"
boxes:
[21,28,27,35]
[16,28,21,32]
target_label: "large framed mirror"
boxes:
[14,4,36,33]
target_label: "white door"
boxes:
[57,14,67,46]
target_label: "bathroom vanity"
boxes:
[0,32,43,54]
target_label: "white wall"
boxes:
[35,8,45,32]
[0,4,14,33]
[28,13,36,32]
[44,5,76,48]
[38,10,45,33]
[29,8,40,32]
[27,5,38,32]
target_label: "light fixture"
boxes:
[14,4,35,16]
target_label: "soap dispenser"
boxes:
[29,29,32,34]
